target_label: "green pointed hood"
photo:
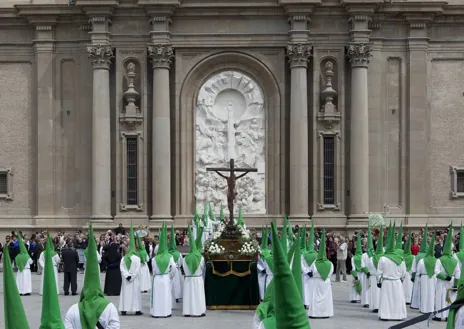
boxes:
[315,229,332,281]
[256,280,275,321]
[367,223,375,258]
[195,225,204,251]
[168,225,181,262]
[419,225,429,253]
[261,226,271,258]
[208,203,215,221]
[353,232,363,271]
[237,207,244,227]
[194,208,200,225]
[184,224,202,274]
[136,234,148,265]
[423,232,437,278]
[287,217,294,244]
[270,222,311,329]
[155,223,172,273]
[280,217,288,255]
[403,233,414,272]
[15,232,31,272]
[383,222,403,265]
[395,222,404,256]
[45,233,56,257]
[456,223,464,266]
[219,204,225,221]
[3,244,30,329]
[446,270,464,329]
[202,204,209,225]
[373,226,384,269]
[440,223,458,277]
[291,235,303,301]
[306,221,315,253]
[78,224,109,329]
[300,227,307,251]
[124,223,137,269]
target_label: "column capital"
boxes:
[148,44,174,69]
[286,43,312,69]
[87,44,114,70]
[346,42,373,68]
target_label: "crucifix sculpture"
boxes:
[207,159,257,225]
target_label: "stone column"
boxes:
[286,44,312,219]
[148,44,174,220]
[34,24,56,217]
[346,43,372,218]
[87,44,114,220]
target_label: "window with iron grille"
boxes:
[458,172,464,193]
[126,137,138,205]
[323,136,335,205]
[0,172,7,195]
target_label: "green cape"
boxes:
[256,280,274,321]
[168,225,181,263]
[3,244,31,329]
[124,223,138,270]
[315,229,332,281]
[155,223,172,274]
[440,223,458,277]
[303,221,317,267]
[15,233,31,272]
[373,226,384,269]
[403,233,414,272]
[423,232,437,278]
[136,234,148,265]
[383,222,403,265]
[353,232,363,271]
[78,224,109,329]
[270,222,311,329]
[184,224,202,274]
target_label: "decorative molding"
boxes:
[80,24,92,31]
[36,25,52,31]
[87,44,114,70]
[317,131,341,211]
[147,44,174,69]
[286,43,312,69]
[369,21,381,29]
[348,15,371,23]
[410,22,427,29]
[346,42,373,68]
[0,167,13,201]
[120,131,144,212]
[318,59,341,128]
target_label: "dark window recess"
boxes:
[323,136,335,204]
[127,137,138,205]
[0,172,7,194]
[457,172,464,193]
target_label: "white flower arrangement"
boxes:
[238,241,259,256]
[238,225,251,240]
[211,223,226,240]
[206,242,225,255]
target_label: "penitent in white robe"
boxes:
[435,260,461,320]
[307,262,334,318]
[150,256,176,317]
[416,258,441,314]
[15,258,33,295]
[366,256,380,311]
[257,256,267,300]
[140,255,151,292]
[350,258,361,302]
[183,257,207,316]
[361,253,371,306]
[39,252,61,296]
[410,257,421,309]
[403,264,414,304]
[118,255,142,313]
[301,255,315,307]
[64,302,120,329]
[172,254,184,300]
[377,256,407,321]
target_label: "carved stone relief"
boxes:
[195,70,266,214]
[119,61,143,130]
[317,59,341,129]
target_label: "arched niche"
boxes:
[177,51,282,216]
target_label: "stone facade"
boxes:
[0,0,464,235]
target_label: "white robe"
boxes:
[410,257,421,309]
[15,257,33,294]
[39,252,61,296]
[64,302,120,329]
[257,257,267,300]
[366,256,380,311]
[301,255,314,307]
[455,306,464,329]
[361,253,371,306]
[183,257,207,316]
[118,255,142,313]
[172,254,184,300]
[403,262,414,304]
[307,262,334,318]
[350,257,361,302]
[435,259,461,320]
[150,255,176,317]
[377,256,407,321]
[140,255,151,292]
[263,259,273,290]
[416,258,441,314]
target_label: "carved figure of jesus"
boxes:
[226,101,237,160]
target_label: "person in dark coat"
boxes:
[103,242,122,296]
[61,241,79,295]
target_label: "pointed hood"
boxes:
[270,222,311,329]
[456,223,464,266]
[383,221,403,265]
[124,223,137,269]
[15,232,31,272]
[202,204,209,226]
[315,229,332,281]
[440,223,458,277]
[195,225,204,251]
[291,235,303,301]
[168,225,181,263]
[418,224,429,254]
[194,207,200,225]
[3,244,31,329]
[208,203,215,221]
[352,232,363,272]
[300,226,307,251]
[78,224,109,329]
[184,224,202,274]
[219,203,225,221]
[395,221,404,256]
[155,223,172,274]
[287,218,294,244]
[373,226,384,269]
[403,233,414,272]
[136,234,148,264]
[306,221,315,253]
[280,217,288,255]
[367,223,375,258]
[237,207,244,227]
[261,226,270,258]
[423,232,437,278]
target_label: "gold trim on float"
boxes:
[211,261,252,277]
[207,305,258,310]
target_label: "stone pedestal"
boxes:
[87,44,113,220]
[286,44,312,219]
[148,44,174,220]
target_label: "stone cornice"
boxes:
[138,0,180,15]
[74,0,119,17]
[15,4,81,17]
[379,1,447,16]
[279,0,321,16]
[340,0,383,15]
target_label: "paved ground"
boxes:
[0,271,448,329]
